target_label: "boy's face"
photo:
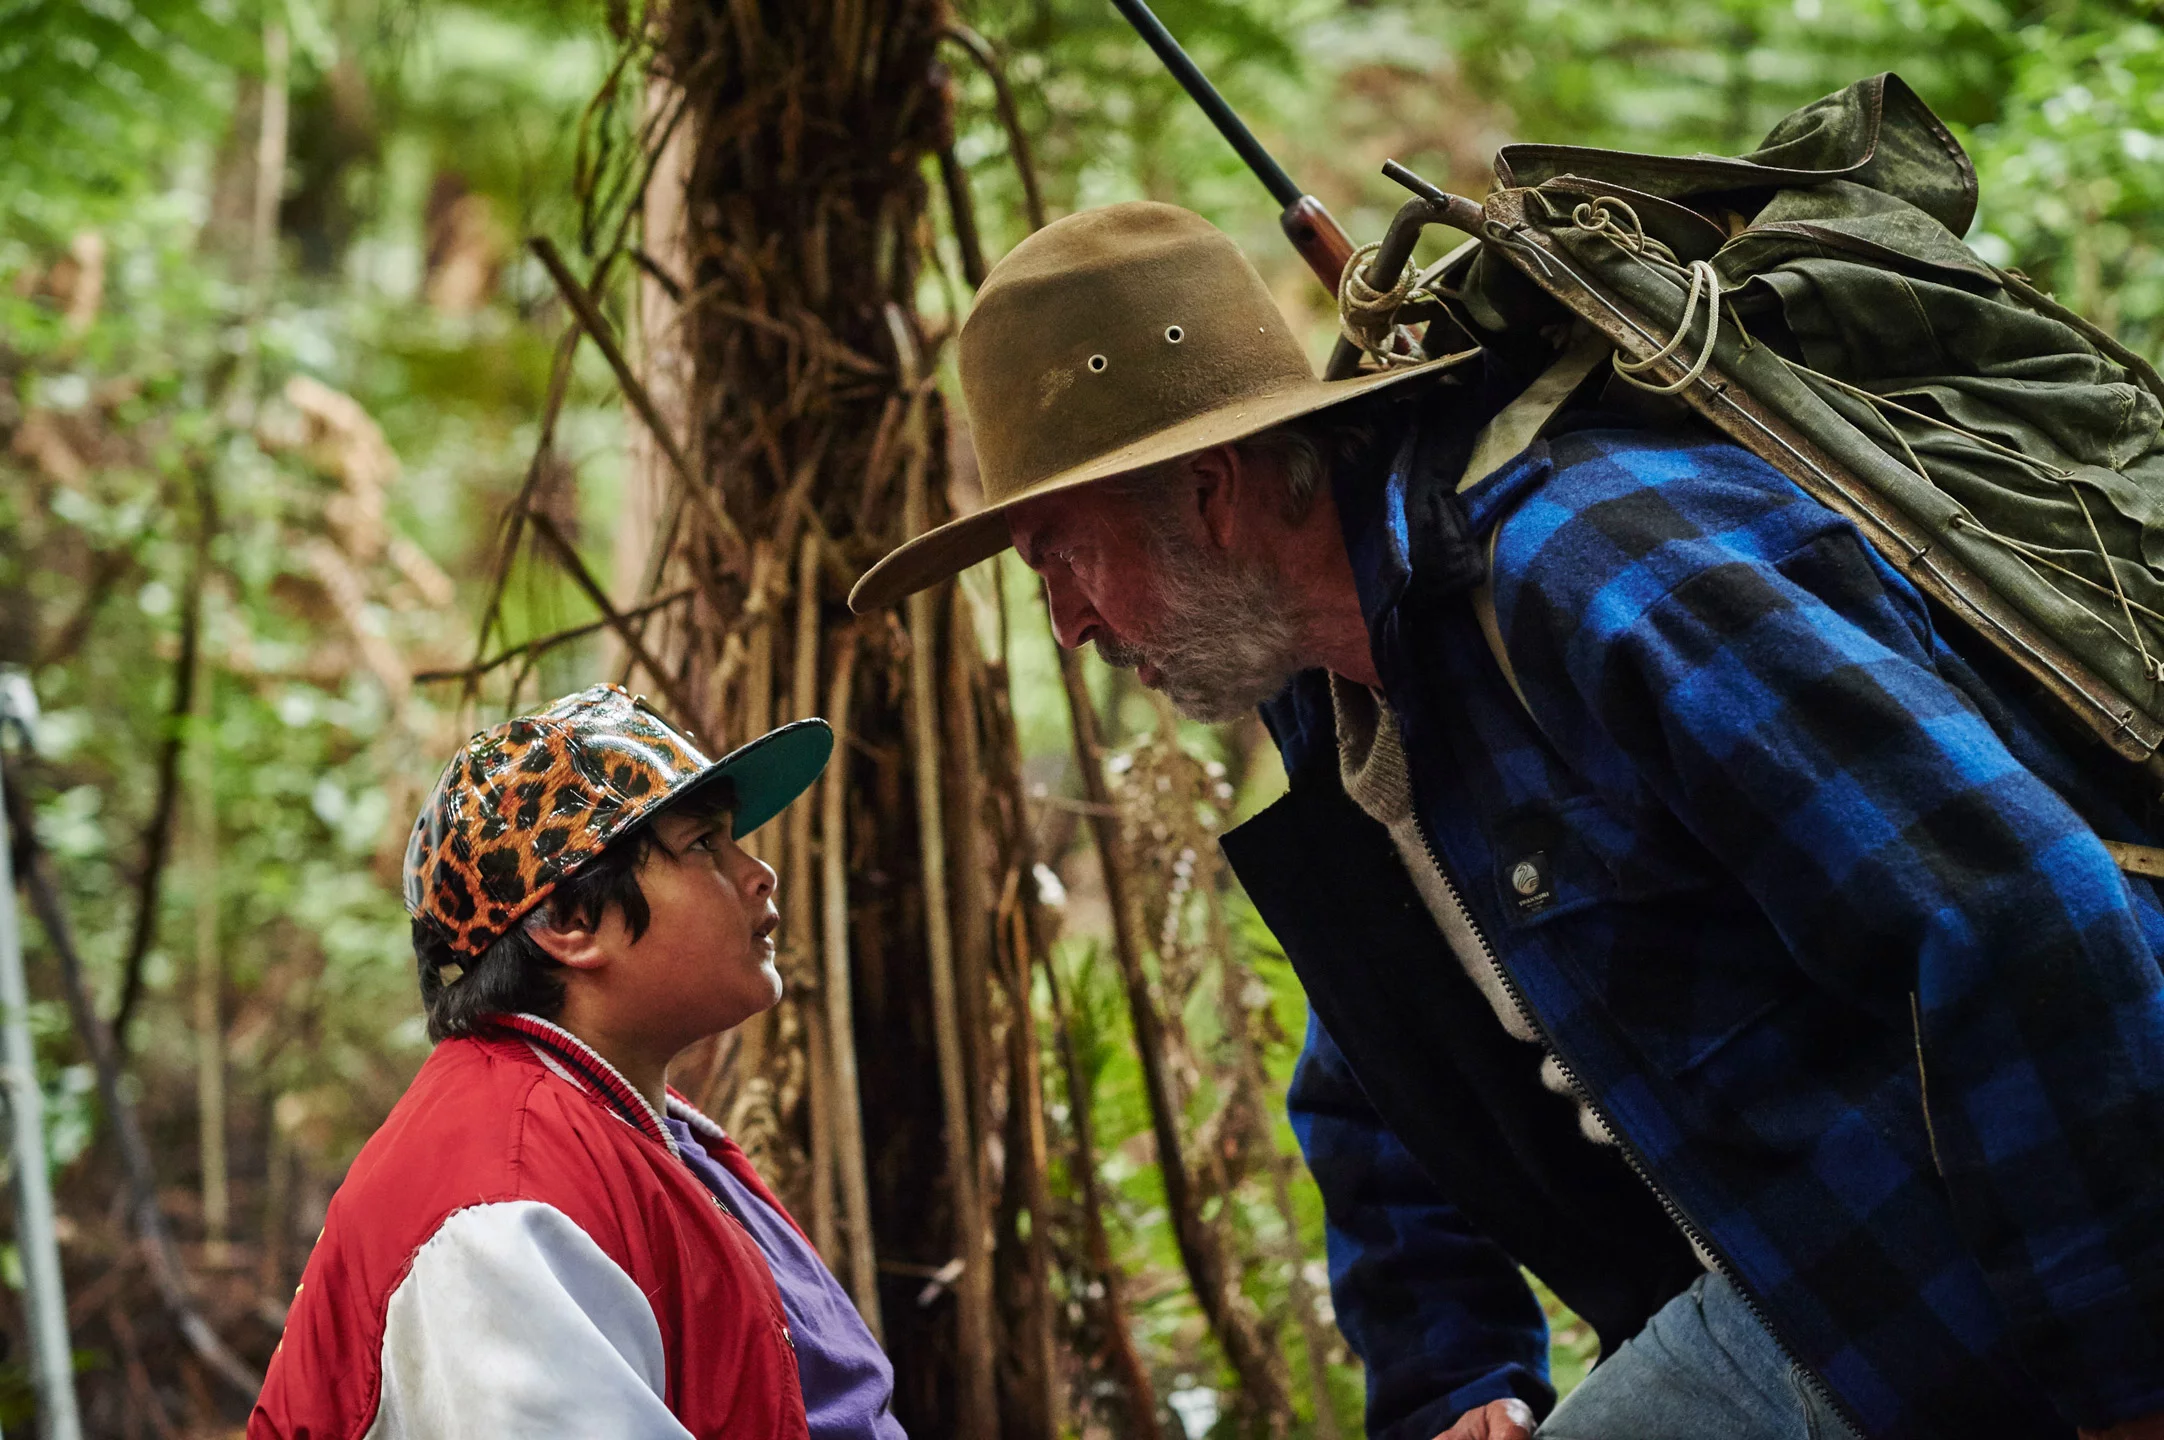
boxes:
[594,805,783,1051]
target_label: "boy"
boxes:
[251,683,903,1439]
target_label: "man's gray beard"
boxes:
[1093,530,1307,724]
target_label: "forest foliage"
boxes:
[3,0,2162,1433]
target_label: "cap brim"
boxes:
[848,348,1478,613]
[675,717,833,838]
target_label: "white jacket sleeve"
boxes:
[365,1200,692,1440]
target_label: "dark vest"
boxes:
[1224,671,1702,1359]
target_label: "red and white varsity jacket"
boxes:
[249,1015,811,1439]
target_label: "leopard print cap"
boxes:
[404,684,721,958]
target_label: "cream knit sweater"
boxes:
[1329,675,1613,1147]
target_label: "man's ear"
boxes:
[1188,444,1244,552]
[524,905,613,974]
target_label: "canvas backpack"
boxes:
[1378,73,2164,867]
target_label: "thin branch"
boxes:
[789,535,836,1261]
[469,321,583,686]
[1041,939,1165,1439]
[6,762,262,1400]
[1204,870,1343,1440]
[626,478,690,620]
[663,289,887,376]
[524,509,704,726]
[114,467,215,1051]
[791,489,862,595]
[35,545,134,670]
[631,245,687,303]
[942,25,1047,233]
[820,632,881,1339]
[903,376,1000,1437]
[529,235,749,573]
[572,40,650,258]
[106,1302,182,1440]
[938,142,989,290]
[598,80,691,271]
[976,645,1061,1440]
[413,586,697,686]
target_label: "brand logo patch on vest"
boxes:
[1506,851,1554,914]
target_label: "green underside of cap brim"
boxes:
[675,717,834,838]
[848,348,1479,613]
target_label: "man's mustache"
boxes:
[1093,634,1149,671]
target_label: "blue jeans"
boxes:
[1537,1274,1860,1440]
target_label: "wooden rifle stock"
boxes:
[1280,194,1355,297]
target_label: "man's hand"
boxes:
[1433,1397,1536,1440]
[2081,1413,2164,1440]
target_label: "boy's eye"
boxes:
[690,822,738,855]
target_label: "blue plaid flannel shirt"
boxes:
[1286,420,2164,1439]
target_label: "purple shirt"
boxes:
[664,1117,906,1439]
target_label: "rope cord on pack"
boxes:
[1570,197,1680,265]
[2069,481,2162,680]
[1556,194,2163,688]
[1609,258,1725,395]
[1568,199,1727,396]
[1957,518,2164,677]
[1337,240,1424,368]
[1949,518,2164,631]
[1782,361,2077,482]
[1786,362,1937,483]
[1790,360,2161,681]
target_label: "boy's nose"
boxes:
[742,853,777,903]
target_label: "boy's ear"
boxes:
[525,906,612,973]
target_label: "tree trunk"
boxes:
[650,3,1034,1430]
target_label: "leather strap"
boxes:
[1463,331,1612,723]
[1456,329,1613,496]
[2106,840,2164,879]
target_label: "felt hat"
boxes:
[849,200,1472,612]
[403,684,831,958]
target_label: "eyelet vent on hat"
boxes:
[1164,325,1184,343]
[1087,353,1108,372]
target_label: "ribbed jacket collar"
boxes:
[490,1012,724,1158]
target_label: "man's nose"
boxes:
[1042,573,1099,651]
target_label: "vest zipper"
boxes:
[1407,810,1865,1438]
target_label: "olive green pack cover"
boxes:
[1455,74,2164,786]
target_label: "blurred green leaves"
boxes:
[0,0,258,234]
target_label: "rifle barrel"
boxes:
[1107,0,1300,208]
[1107,0,1355,294]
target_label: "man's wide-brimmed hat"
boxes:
[404,684,831,958]
[848,201,1472,613]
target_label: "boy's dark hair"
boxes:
[413,778,736,1043]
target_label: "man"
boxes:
[849,202,2164,1440]
[252,684,902,1439]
